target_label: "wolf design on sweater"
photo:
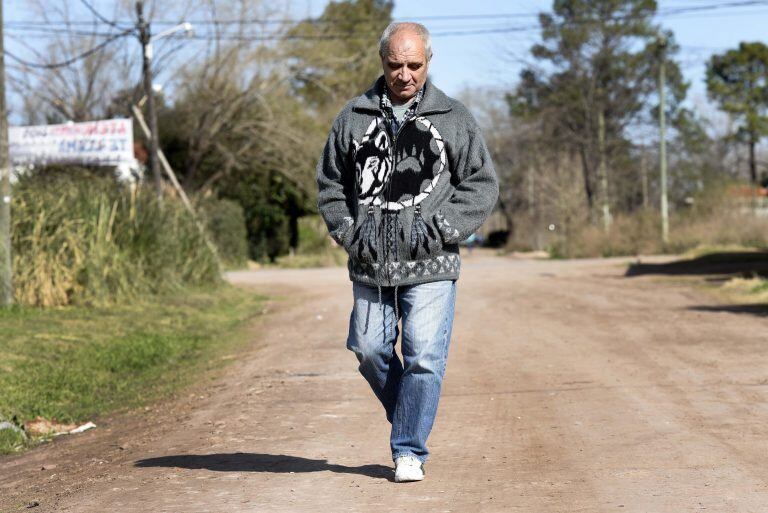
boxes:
[352,119,392,203]
[352,116,446,211]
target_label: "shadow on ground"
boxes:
[134,453,391,480]
[689,304,768,317]
[625,251,768,319]
[625,252,768,278]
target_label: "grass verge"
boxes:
[0,285,264,455]
[717,276,768,303]
[630,248,768,311]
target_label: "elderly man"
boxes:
[316,21,498,482]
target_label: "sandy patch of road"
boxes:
[2,252,767,512]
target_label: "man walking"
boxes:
[316,21,498,482]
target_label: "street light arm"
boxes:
[150,22,194,42]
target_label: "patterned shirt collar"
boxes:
[380,85,424,132]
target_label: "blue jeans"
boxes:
[346,280,457,463]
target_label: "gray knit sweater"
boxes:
[316,76,499,287]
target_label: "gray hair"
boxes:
[378,22,433,61]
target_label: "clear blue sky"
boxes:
[6,0,768,119]
[297,0,768,108]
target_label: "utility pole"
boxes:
[136,1,163,199]
[658,34,669,245]
[598,109,611,234]
[0,0,12,307]
[527,157,539,250]
[640,149,649,210]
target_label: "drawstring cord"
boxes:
[392,210,400,323]
[375,101,412,331]
[394,285,399,324]
[377,205,384,316]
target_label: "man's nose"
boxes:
[400,67,411,83]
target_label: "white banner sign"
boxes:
[9,118,135,166]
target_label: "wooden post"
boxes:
[0,0,12,307]
[658,36,669,245]
[136,1,163,199]
[598,109,611,233]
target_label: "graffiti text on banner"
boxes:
[9,119,135,166]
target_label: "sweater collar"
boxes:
[352,76,453,116]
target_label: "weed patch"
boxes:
[0,286,264,454]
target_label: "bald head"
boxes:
[379,22,433,61]
[379,22,432,104]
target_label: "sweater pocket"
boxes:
[433,210,462,245]
[331,216,355,252]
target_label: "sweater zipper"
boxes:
[389,116,414,197]
[386,117,414,286]
[387,99,423,195]
[384,100,422,285]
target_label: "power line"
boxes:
[4,28,133,69]
[6,0,768,27]
[660,0,768,14]
[77,0,128,30]
[125,0,768,24]
[5,26,127,38]
[4,14,534,27]
[155,25,538,43]
[5,1,767,65]
[8,10,768,44]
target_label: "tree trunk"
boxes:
[496,195,515,240]
[640,151,649,209]
[749,134,758,185]
[749,134,758,211]
[578,145,595,212]
[289,211,299,253]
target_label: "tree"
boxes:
[7,0,133,123]
[459,88,522,240]
[284,0,393,120]
[510,0,687,228]
[706,41,768,186]
[8,0,395,262]
[155,17,317,260]
[156,0,392,261]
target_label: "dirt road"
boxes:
[2,252,768,512]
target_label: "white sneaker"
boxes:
[394,455,425,482]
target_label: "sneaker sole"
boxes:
[394,474,425,483]
[394,464,425,483]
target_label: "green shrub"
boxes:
[199,198,249,268]
[296,215,334,253]
[272,215,347,268]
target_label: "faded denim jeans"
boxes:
[346,280,457,463]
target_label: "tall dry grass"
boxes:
[506,182,768,258]
[533,209,768,259]
[11,174,221,307]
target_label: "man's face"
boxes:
[381,29,429,104]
